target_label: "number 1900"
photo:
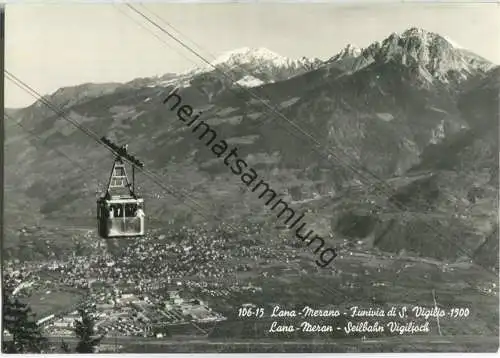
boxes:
[449,308,470,318]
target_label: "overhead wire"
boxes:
[119,4,497,276]
[5,113,90,174]
[113,6,498,343]
[3,77,230,338]
[2,64,484,358]
[5,71,214,221]
[133,2,427,218]
[6,6,496,343]
[4,139,209,337]
[7,101,376,342]
[4,71,452,352]
[118,3,428,222]
[5,71,344,327]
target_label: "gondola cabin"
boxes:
[97,141,145,238]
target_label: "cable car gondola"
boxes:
[97,140,145,238]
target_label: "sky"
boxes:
[6,2,500,108]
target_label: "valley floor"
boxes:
[3,224,498,353]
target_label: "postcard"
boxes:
[2,1,499,354]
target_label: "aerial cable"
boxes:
[122,5,407,198]
[5,75,492,346]
[4,114,212,335]
[121,5,397,218]
[121,4,430,203]
[5,113,91,174]
[119,5,492,268]
[5,71,214,219]
[121,5,400,209]
[5,73,347,302]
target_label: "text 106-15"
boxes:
[238,307,265,318]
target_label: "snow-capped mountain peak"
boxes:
[147,47,321,91]
[331,44,362,61]
[210,47,290,67]
[442,36,464,50]
[398,27,463,49]
[322,27,493,87]
[235,75,266,88]
[359,27,494,83]
[400,27,432,39]
[176,46,321,80]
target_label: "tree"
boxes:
[2,288,48,353]
[74,301,104,353]
[60,339,71,353]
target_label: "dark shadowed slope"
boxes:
[367,66,499,269]
[4,29,497,266]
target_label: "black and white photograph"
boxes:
[2,1,499,354]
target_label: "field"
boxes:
[26,288,84,318]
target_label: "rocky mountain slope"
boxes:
[324,27,492,82]
[363,65,498,270]
[5,28,498,269]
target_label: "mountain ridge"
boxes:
[14,27,495,113]
[5,28,498,270]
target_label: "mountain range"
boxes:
[5,27,499,271]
